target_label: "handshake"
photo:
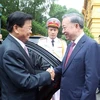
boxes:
[46,66,55,81]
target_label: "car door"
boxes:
[26,41,61,100]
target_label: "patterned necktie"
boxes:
[24,46,29,56]
[65,42,75,66]
[51,39,54,47]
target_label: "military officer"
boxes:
[38,18,67,61]
[38,18,67,100]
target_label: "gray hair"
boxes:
[62,13,84,29]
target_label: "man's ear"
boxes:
[75,23,79,28]
[13,24,19,34]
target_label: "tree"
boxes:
[49,3,67,22]
[19,0,57,34]
[1,15,7,29]
[20,0,57,22]
[84,25,94,38]
[0,0,20,17]
[0,0,57,22]
[32,20,47,36]
[49,3,67,37]
[66,8,80,14]
[0,0,58,36]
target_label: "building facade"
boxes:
[82,0,100,43]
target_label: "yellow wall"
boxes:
[83,0,100,43]
[91,0,100,4]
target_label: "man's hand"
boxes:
[46,67,55,81]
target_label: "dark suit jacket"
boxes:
[55,34,100,100]
[0,35,51,100]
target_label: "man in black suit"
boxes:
[0,11,55,100]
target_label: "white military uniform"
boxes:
[38,36,67,100]
[38,37,67,61]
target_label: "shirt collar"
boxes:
[9,34,25,49]
[47,37,58,42]
[74,32,84,45]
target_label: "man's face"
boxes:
[48,27,58,39]
[62,17,78,41]
[14,20,32,43]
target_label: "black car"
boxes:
[26,37,61,100]
[29,35,45,44]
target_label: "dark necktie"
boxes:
[65,42,75,66]
[51,39,54,47]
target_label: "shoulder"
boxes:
[38,37,47,41]
[58,38,67,49]
[59,38,66,44]
[38,37,47,45]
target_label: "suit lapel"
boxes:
[63,35,86,74]
[7,35,34,70]
[62,43,71,67]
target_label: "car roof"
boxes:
[29,35,45,44]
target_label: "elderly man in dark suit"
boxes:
[0,11,55,100]
[54,12,100,100]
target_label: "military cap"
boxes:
[46,18,61,28]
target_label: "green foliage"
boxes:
[83,26,94,38]
[49,3,67,21]
[49,3,67,38]
[32,20,47,36]
[61,34,70,44]
[0,0,56,22]
[20,0,44,21]
[0,0,93,39]
[0,0,20,17]
[66,8,80,14]
[1,0,56,36]
[20,0,56,22]
[1,28,9,39]
[1,15,7,29]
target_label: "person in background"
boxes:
[54,12,100,100]
[38,18,67,100]
[0,11,55,100]
[0,34,3,44]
